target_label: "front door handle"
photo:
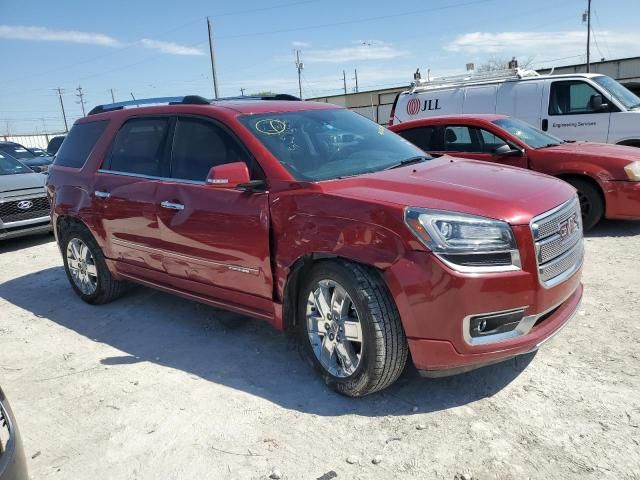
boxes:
[541,119,549,131]
[160,201,185,211]
[94,190,110,199]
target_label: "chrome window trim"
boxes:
[97,169,207,185]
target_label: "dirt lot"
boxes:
[0,221,639,480]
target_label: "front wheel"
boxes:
[298,261,408,397]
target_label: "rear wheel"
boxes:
[298,261,408,397]
[61,225,126,304]
[567,178,603,231]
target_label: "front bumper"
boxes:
[0,388,28,480]
[384,223,583,375]
[0,216,51,240]
[604,180,640,220]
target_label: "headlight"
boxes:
[404,207,521,272]
[624,161,640,181]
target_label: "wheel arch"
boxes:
[281,253,389,332]
[554,172,606,210]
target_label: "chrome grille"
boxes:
[531,198,584,287]
[0,401,10,455]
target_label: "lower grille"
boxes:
[0,195,50,224]
[531,198,584,288]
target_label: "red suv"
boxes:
[389,114,640,230]
[47,96,584,396]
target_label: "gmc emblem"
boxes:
[559,213,580,240]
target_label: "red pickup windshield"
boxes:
[239,109,426,181]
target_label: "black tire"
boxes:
[297,260,408,397]
[567,178,604,231]
[60,224,126,305]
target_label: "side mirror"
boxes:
[494,144,522,157]
[206,162,250,188]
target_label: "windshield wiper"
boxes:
[384,155,430,170]
[537,143,561,149]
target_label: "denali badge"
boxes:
[559,213,579,240]
[17,200,33,210]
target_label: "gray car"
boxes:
[0,153,51,240]
[0,385,28,480]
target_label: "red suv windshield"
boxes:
[239,109,426,181]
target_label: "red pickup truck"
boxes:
[47,96,583,396]
[389,114,640,230]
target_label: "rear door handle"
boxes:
[94,190,110,199]
[160,201,185,211]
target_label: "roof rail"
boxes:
[87,93,301,115]
[409,67,540,93]
[88,95,211,115]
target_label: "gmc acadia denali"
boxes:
[46,95,584,396]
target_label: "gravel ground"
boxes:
[0,221,639,480]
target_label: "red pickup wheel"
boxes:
[298,260,408,397]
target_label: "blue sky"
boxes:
[1,0,639,134]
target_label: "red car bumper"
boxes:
[605,180,640,220]
[384,229,583,375]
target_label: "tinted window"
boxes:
[479,129,508,153]
[444,126,481,152]
[107,118,170,176]
[47,136,66,155]
[171,117,257,182]
[0,143,35,160]
[397,126,438,151]
[549,81,606,115]
[238,109,426,182]
[54,122,107,168]
[0,153,32,175]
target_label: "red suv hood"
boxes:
[321,156,575,225]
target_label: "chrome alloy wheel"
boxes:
[306,279,363,378]
[66,238,98,295]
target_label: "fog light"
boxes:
[469,309,525,338]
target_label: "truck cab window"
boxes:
[549,81,606,115]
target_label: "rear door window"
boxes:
[170,117,261,182]
[106,117,171,176]
[396,126,440,151]
[549,80,606,115]
[54,121,108,168]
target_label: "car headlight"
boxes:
[624,161,640,181]
[404,207,521,272]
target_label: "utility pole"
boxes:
[295,50,303,99]
[75,86,86,117]
[342,70,347,95]
[110,88,116,103]
[55,87,68,132]
[207,17,220,99]
[354,69,359,93]
[240,88,246,96]
[586,0,592,72]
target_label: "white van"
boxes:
[390,69,640,146]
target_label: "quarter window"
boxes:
[55,120,108,168]
[107,117,171,176]
[170,117,257,182]
[549,81,606,115]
